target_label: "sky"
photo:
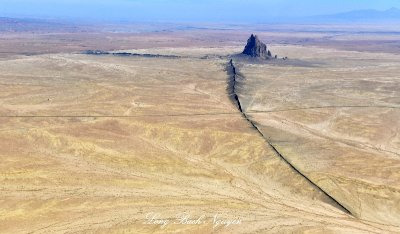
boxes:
[1,0,400,23]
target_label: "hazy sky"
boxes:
[1,0,400,22]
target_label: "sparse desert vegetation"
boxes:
[0,22,400,233]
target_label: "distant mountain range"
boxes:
[309,7,400,22]
[0,17,60,26]
[1,7,400,31]
[0,17,83,32]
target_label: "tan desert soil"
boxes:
[1,26,400,233]
[235,45,400,228]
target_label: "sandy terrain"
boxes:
[235,45,400,227]
[0,25,400,233]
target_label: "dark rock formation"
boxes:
[83,50,110,55]
[242,34,272,59]
[82,50,181,59]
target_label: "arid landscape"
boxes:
[0,21,400,233]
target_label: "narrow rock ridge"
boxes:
[226,59,353,216]
[82,50,181,59]
[226,60,243,112]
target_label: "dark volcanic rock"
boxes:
[242,34,272,59]
[83,50,109,55]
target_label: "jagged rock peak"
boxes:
[242,34,271,59]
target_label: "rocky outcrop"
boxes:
[82,50,180,59]
[242,34,272,59]
[83,50,110,55]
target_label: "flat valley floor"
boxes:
[0,25,400,233]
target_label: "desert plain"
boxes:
[0,23,400,233]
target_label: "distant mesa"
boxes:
[82,50,181,59]
[83,50,110,55]
[242,34,273,59]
